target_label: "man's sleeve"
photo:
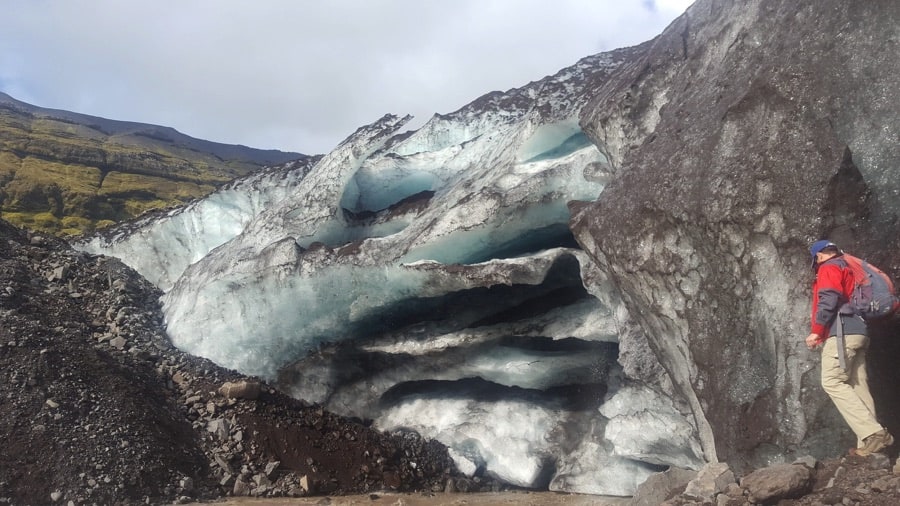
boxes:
[811,264,843,337]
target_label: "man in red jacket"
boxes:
[806,240,893,456]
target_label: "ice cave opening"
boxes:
[156,115,702,495]
[516,120,595,164]
[340,164,439,216]
[272,243,685,492]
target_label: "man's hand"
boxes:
[805,333,822,350]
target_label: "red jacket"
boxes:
[810,256,866,342]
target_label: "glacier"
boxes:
[78,157,319,291]
[75,49,704,494]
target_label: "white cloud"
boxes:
[0,0,691,154]
[655,0,695,12]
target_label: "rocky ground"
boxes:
[656,454,900,505]
[0,219,506,505]
[3,216,900,506]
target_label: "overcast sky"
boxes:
[0,1,692,155]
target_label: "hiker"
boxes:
[806,240,893,456]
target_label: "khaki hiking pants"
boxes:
[821,334,883,443]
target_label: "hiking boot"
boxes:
[855,429,894,457]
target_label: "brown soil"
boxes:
[213,491,628,505]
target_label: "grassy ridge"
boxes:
[0,95,305,236]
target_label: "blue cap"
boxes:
[809,240,838,267]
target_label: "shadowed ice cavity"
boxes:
[320,120,606,257]
[276,255,704,492]
[340,160,440,215]
[518,122,595,164]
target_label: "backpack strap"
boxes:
[836,312,848,371]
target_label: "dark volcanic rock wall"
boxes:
[572,0,900,469]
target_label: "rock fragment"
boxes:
[739,463,813,504]
[218,380,261,400]
[682,462,734,503]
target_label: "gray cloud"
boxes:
[0,0,692,154]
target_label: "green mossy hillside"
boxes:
[0,94,306,236]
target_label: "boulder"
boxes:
[682,462,735,503]
[739,463,813,503]
[206,418,230,441]
[218,380,261,400]
[629,466,697,505]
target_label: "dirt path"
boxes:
[210,491,631,505]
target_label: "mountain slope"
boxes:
[0,92,308,235]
